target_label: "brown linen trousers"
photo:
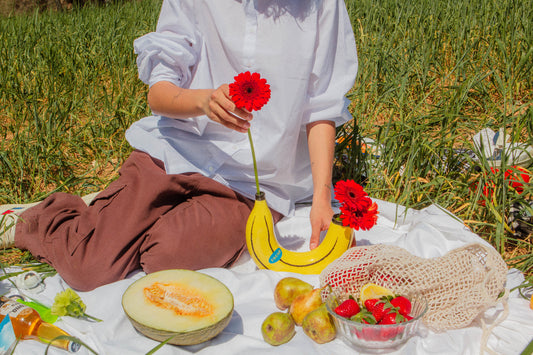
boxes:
[15,150,283,291]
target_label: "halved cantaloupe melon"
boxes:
[122,269,234,345]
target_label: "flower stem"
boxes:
[84,313,102,322]
[247,128,260,195]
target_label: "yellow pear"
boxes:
[261,312,296,346]
[289,288,323,326]
[274,277,314,310]
[302,304,336,344]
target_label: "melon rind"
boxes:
[122,269,234,345]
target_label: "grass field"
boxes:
[0,0,532,284]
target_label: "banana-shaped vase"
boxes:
[245,192,355,274]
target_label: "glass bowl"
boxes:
[326,293,428,352]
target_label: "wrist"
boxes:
[197,89,215,116]
[312,183,332,203]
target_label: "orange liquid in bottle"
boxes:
[0,297,80,352]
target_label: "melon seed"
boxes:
[144,282,213,317]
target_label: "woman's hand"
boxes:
[147,81,252,133]
[309,195,334,249]
[202,84,252,133]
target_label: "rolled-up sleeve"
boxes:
[302,0,358,127]
[133,0,201,88]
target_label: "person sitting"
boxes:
[0,0,358,291]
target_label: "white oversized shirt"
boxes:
[126,0,358,216]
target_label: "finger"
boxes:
[234,107,253,121]
[216,93,238,114]
[208,105,250,132]
[210,93,252,128]
[219,110,251,132]
[219,99,252,121]
[309,226,320,250]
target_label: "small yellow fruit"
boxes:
[261,312,296,346]
[274,277,313,310]
[302,304,336,344]
[360,283,394,303]
[289,288,323,326]
[530,294,533,310]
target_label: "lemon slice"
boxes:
[360,283,394,303]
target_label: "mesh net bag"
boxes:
[319,243,508,331]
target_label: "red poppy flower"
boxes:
[229,71,271,112]
[334,180,379,231]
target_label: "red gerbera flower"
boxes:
[229,71,271,112]
[338,200,378,231]
[334,180,379,231]
[471,166,531,206]
[334,179,370,211]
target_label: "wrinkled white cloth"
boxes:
[126,0,358,216]
[4,198,532,355]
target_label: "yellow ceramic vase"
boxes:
[245,192,354,274]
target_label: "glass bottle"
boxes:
[0,296,80,352]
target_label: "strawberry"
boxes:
[334,298,360,318]
[379,325,400,340]
[390,296,411,316]
[362,326,381,341]
[377,312,405,341]
[350,309,376,324]
[365,299,393,323]
[380,312,405,325]
[363,298,379,312]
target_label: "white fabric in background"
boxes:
[4,198,532,355]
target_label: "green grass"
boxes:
[0,0,157,201]
[0,0,532,281]
[341,0,532,262]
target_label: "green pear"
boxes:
[274,277,314,310]
[302,304,336,344]
[289,288,323,326]
[261,312,296,346]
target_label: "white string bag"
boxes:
[319,243,508,332]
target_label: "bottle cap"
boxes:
[68,341,81,352]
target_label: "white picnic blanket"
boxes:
[3,199,533,355]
